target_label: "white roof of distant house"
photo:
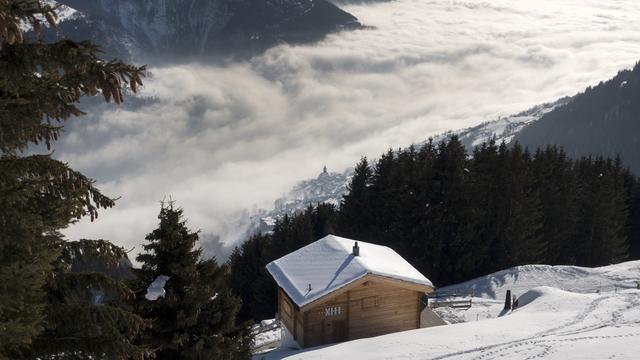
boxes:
[266,235,433,307]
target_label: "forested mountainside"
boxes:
[515,62,640,174]
[252,61,640,238]
[45,0,360,61]
[249,100,570,238]
[228,138,640,322]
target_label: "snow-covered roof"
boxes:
[266,235,433,307]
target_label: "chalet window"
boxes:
[362,296,379,310]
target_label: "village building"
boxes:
[266,234,445,348]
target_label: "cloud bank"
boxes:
[57,0,640,259]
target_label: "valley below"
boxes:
[56,0,640,258]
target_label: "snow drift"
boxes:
[256,260,640,359]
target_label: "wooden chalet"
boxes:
[266,235,444,348]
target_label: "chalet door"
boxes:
[323,319,349,344]
[321,302,348,344]
[332,320,348,343]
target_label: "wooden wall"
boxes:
[346,278,421,340]
[278,288,304,344]
[304,291,349,347]
[291,276,426,347]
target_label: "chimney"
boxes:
[353,241,360,257]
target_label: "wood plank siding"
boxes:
[277,288,297,341]
[279,274,434,348]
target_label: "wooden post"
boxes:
[504,290,512,310]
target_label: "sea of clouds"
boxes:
[57,0,640,260]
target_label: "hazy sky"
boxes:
[57,0,640,258]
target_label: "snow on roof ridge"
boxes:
[266,234,432,307]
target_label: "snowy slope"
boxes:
[259,287,640,360]
[255,260,640,360]
[44,0,79,22]
[47,0,360,61]
[433,261,640,324]
[259,167,352,230]
[19,1,81,31]
[438,261,640,301]
[438,98,571,150]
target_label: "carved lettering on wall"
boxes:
[324,306,342,317]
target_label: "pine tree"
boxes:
[500,144,543,266]
[310,202,338,239]
[387,146,420,256]
[573,157,629,266]
[0,1,145,357]
[600,157,630,264]
[467,139,501,274]
[430,136,475,284]
[31,240,152,360]
[368,149,403,247]
[407,140,441,280]
[136,203,252,360]
[339,157,374,239]
[532,146,578,264]
[267,210,316,262]
[228,234,276,323]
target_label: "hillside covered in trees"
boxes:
[228,137,640,323]
[515,62,640,174]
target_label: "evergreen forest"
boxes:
[228,137,640,323]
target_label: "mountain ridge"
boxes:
[46,0,361,62]
[514,62,640,174]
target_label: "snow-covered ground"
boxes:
[253,319,283,354]
[254,261,640,359]
[439,262,640,301]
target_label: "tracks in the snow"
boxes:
[465,332,640,360]
[431,292,640,360]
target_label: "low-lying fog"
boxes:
[58,0,640,259]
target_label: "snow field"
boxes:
[255,261,640,359]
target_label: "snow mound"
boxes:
[266,235,432,307]
[514,286,551,307]
[514,286,584,308]
[438,261,640,301]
